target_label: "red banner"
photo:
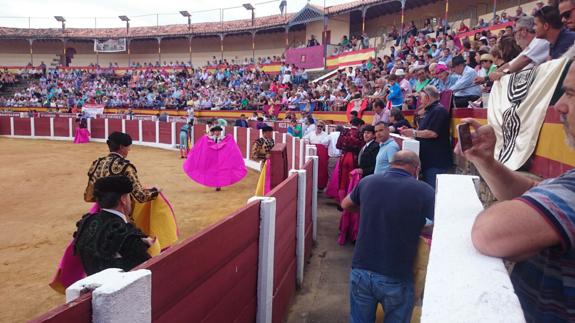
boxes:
[346,99,368,122]
[285,45,325,70]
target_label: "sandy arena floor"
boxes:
[0,138,258,322]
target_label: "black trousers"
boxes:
[453,95,480,108]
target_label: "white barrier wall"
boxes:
[421,174,525,323]
[0,116,306,172]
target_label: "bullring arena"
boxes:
[0,138,258,322]
[0,0,574,322]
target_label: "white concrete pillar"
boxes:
[9,117,14,136]
[121,119,126,134]
[233,126,238,142]
[421,175,525,322]
[390,133,420,156]
[138,120,143,143]
[305,144,317,159]
[272,131,276,142]
[155,121,160,144]
[66,268,152,323]
[104,118,109,139]
[30,117,35,137]
[282,133,287,144]
[259,129,263,138]
[171,122,176,147]
[69,117,73,138]
[49,118,54,137]
[306,155,319,242]
[289,169,307,288]
[246,127,252,159]
[247,196,276,323]
[87,118,91,133]
[291,137,296,169]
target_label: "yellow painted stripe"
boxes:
[326,50,375,68]
[261,65,281,73]
[535,123,575,167]
[337,51,374,64]
[450,117,574,166]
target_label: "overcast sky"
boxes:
[0,0,353,29]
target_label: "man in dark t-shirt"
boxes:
[401,85,452,188]
[342,151,435,323]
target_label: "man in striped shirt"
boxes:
[455,56,575,322]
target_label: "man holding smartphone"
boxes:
[455,57,575,322]
[400,85,452,188]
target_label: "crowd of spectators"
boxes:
[0,2,572,118]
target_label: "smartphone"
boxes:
[457,123,473,152]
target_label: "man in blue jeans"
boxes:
[342,151,435,323]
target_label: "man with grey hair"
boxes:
[342,150,434,323]
[456,51,575,321]
[507,16,550,72]
[401,85,452,188]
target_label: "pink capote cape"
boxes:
[73,128,90,144]
[49,193,178,294]
[338,170,362,245]
[325,158,341,201]
[316,145,329,190]
[183,134,247,188]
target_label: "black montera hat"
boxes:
[107,132,132,147]
[94,175,133,196]
[261,126,274,132]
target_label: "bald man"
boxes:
[342,150,435,323]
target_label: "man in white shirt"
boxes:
[324,125,343,182]
[304,121,329,145]
[501,16,550,77]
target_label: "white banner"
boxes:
[94,38,127,53]
[488,58,568,170]
[82,105,105,118]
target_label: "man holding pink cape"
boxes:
[183,125,247,191]
[50,132,178,293]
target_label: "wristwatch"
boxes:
[413,130,418,138]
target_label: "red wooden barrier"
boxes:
[35,117,51,136]
[236,127,248,159]
[29,293,92,323]
[137,201,261,322]
[267,174,298,323]
[13,117,31,136]
[90,118,105,139]
[141,121,155,143]
[54,117,70,137]
[0,117,10,135]
[108,119,122,134]
[193,123,205,146]
[158,122,172,144]
[270,143,288,190]
[304,160,314,261]
[124,120,140,141]
[224,126,234,138]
